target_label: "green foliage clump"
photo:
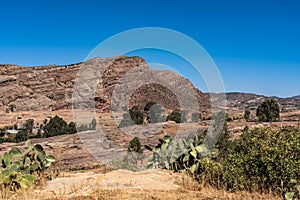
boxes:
[145,126,300,199]
[223,126,300,198]
[23,119,34,133]
[119,106,144,127]
[145,134,222,187]
[128,137,143,153]
[166,110,183,123]
[244,109,251,121]
[144,102,157,112]
[43,115,76,137]
[0,140,56,190]
[215,122,233,162]
[256,98,280,122]
[129,106,144,125]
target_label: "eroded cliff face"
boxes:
[0,56,209,115]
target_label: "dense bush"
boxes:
[128,137,143,153]
[166,110,183,123]
[223,126,300,198]
[129,106,144,125]
[119,106,144,127]
[0,116,97,145]
[23,119,34,133]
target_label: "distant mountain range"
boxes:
[204,92,300,113]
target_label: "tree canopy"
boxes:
[256,98,280,122]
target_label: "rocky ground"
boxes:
[1,168,281,200]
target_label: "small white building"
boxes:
[7,129,18,134]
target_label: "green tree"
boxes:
[43,115,68,137]
[23,119,34,133]
[144,102,157,112]
[15,130,28,143]
[128,137,143,153]
[256,98,280,122]
[129,106,144,125]
[118,113,134,127]
[215,122,232,162]
[223,126,300,197]
[123,137,144,168]
[166,110,182,123]
[244,109,251,121]
[65,122,77,134]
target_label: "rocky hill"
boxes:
[0,56,209,117]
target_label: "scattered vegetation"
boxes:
[119,102,167,127]
[145,125,300,199]
[0,115,96,144]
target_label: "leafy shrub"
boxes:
[223,126,300,197]
[128,137,143,153]
[0,140,56,190]
[129,106,144,125]
[215,122,233,162]
[112,137,145,171]
[144,102,157,112]
[119,106,144,127]
[166,110,183,123]
[118,113,134,128]
[43,115,68,137]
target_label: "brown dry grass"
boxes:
[0,171,282,200]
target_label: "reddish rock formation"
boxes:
[0,56,210,116]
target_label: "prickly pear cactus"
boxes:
[0,140,56,190]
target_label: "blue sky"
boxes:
[0,0,299,97]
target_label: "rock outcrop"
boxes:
[0,56,210,115]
